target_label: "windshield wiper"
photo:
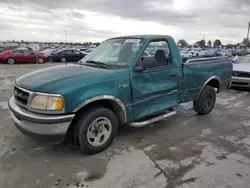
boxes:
[85,60,108,69]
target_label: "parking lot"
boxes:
[1,63,250,188]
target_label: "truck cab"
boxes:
[8,35,232,154]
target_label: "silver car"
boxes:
[231,55,250,88]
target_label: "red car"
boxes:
[0,49,47,64]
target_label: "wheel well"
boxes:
[65,99,126,144]
[6,57,16,63]
[206,79,220,92]
[74,99,126,125]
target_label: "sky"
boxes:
[0,0,250,44]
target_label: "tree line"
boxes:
[1,40,101,46]
[177,38,250,48]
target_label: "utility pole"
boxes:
[247,21,250,46]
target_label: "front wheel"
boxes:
[60,57,66,63]
[193,85,216,115]
[7,57,15,64]
[37,57,45,64]
[74,107,118,154]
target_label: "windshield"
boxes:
[235,56,250,63]
[40,49,54,54]
[79,38,144,67]
[41,49,52,53]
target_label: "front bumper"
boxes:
[231,76,250,88]
[8,97,75,143]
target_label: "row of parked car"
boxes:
[0,44,248,66]
[0,47,94,64]
[180,48,240,59]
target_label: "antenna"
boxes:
[64,21,67,44]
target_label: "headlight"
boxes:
[30,94,64,111]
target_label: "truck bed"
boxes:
[180,57,233,102]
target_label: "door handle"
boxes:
[168,74,177,79]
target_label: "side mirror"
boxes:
[134,57,157,72]
[134,66,144,72]
[142,56,157,69]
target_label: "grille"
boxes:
[14,86,30,107]
[232,81,248,86]
[233,71,250,78]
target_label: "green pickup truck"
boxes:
[8,35,232,154]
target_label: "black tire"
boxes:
[60,57,67,63]
[7,57,15,64]
[48,56,51,62]
[193,85,216,115]
[74,107,118,154]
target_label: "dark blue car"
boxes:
[227,49,237,56]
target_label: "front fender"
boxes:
[63,75,132,115]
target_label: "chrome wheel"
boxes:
[7,58,15,64]
[37,57,44,64]
[87,117,112,147]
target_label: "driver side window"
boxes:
[13,50,23,54]
[140,40,171,67]
[23,50,31,55]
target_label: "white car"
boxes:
[82,49,93,55]
[190,48,210,57]
[180,51,193,58]
[202,49,215,57]
[190,48,202,56]
[231,56,250,88]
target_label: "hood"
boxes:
[233,63,250,72]
[16,64,113,93]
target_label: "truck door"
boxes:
[130,39,181,120]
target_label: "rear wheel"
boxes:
[61,57,66,63]
[74,107,118,154]
[7,58,15,64]
[193,85,216,115]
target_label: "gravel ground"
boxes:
[1,63,250,188]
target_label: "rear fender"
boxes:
[196,76,221,100]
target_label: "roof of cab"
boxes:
[108,35,172,40]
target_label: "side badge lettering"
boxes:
[119,84,129,88]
